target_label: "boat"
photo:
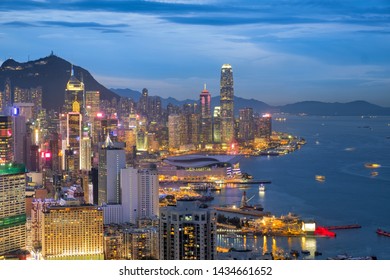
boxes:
[301,250,310,255]
[259,184,266,192]
[314,251,322,256]
[315,175,325,182]
[290,250,300,258]
[376,228,390,237]
[365,163,381,169]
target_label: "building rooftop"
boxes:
[0,163,26,176]
[163,154,242,168]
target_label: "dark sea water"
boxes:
[213,115,390,260]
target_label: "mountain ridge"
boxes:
[0,54,120,110]
[111,88,390,116]
[1,54,389,116]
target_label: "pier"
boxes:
[213,206,271,218]
[324,224,361,230]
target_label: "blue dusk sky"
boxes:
[0,0,390,106]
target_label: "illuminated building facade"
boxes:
[104,224,159,260]
[85,90,100,119]
[0,163,26,257]
[31,199,58,250]
[121,227,159,260]
[138,88,149,117]
[64,66,85,114]
[212,106,221,143]
[220,64,234,144]
[41,204,104,260]
[66,102,82,171]
[159,200,217,260]
[0,116,13,164]
[168,114,182,150]
[238,108,254,141]
[80,136,92,171]
[100,118,119,143]
[1,78,12,115]
[255,114,272,139]
[200,84,212,145]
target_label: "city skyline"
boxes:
[1,1,389,106]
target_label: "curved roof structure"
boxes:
[163,154,242,168]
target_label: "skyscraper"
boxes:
[168,114,182,150]
[220,64,234,145]
[98,134,126,206]
[238,108,254,142]
[200,84,212,145]
[212,106,221,143]
[66,100,82,171]
[41,203,104,260]
[64,66,84,114]
[85,90,100,119]
[0,163,26,257]
[255,113,272,139]
[159,199,217,260]
[121,165,159,224]
[0,116,13,164]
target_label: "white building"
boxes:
[121,165,159,224]
[98,134,126,206]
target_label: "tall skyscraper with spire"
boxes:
[64,65,85,114]
[220,64,234,145]
[199,84,212,145]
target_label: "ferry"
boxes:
[371,171,379,177]
[365,163,381,169]
[259,184,266,192]
[315,175,325,182]
[376,228,390,237]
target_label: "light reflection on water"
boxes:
[217,233,318,259]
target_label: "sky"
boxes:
[0,0,390,106]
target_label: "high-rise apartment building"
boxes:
[200,84,212,145]
[85,90,100,119]
[220,64,234,145]
[0,163,26,257]
[168,114,182,150]
[41,203,104,260]
[121,166,159,224]
[159,199,217,260]
[0,116,13,164]
[238,108,254,141]
[138,88,149,117]
[255,113,272,139]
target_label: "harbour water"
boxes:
[213,115,390,259]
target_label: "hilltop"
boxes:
[0,54,119,110]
